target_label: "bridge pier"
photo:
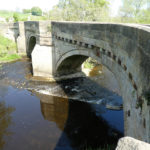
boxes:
[17,22,26,54]
[31,44,55,78]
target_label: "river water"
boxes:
[0,59,123,150]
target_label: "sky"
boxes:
[110,0,122,16]
[0,0,59,11]
[0,0,122,16]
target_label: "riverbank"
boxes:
[0,34,21,63]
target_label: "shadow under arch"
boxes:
[27,36,36,58]
[56,49,122,92]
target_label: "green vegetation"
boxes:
[0,34,16,51]
[83,57,99,69]
[13,12,19,22]
[0,0,150,23]
[31,7,42,16]
[49,0,109,21]
[0,34,20,62]
[118,0,150,23]
[0,10,45,22]
[0,54,20,62]
[48,0,150,23]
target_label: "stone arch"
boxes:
[51,22,150,141]
[55,46,148,141]
[56,49,123,93]
[27,35,36,57]
[56,50,89,75]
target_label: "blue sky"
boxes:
[0,0,122,16]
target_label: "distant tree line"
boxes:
[48,0,150,23]
[119,0,150,23]
[1,0,150,24]
[49,0,110,21]
[23,7,42,16]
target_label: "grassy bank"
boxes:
[0,34,20,62]
[83,57,99,69]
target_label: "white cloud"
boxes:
[0,0,59,11]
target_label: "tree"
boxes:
[13,13,19,22]
[119,0,146,18]
[49,0,110,21]
[31,7,42,16]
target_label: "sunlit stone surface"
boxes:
[116,137,150,150]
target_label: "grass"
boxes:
[83,57,99,69]
[0,34,21,62]
[84,61,95,69]
[0,35,16,51]
[0,54,20,62]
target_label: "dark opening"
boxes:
[27,36,36,58]
[57,55,88,76]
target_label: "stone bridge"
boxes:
[14,21,52,56]
[14,21,150,143]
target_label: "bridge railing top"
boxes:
[51,21,150,32]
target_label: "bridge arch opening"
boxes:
[56,52,124,134]
[56,51,123,92]
[56,53,122,95]
[57,55,88,76]
[27,36,36,58]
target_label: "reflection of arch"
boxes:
[27,36,36,57]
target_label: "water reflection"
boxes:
[0,101,15,149]
[38,93,68,130]
[87,64,121,95]
[0,60,124,150]
[89,65,103,77]
[39,93,123,150]
[0,85,123,150]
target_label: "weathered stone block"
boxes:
[116,137,150,150]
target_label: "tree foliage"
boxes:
[49,0,110,21]
[31,7,42,16]
[119,0,150,23]
[13,12,19,22]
